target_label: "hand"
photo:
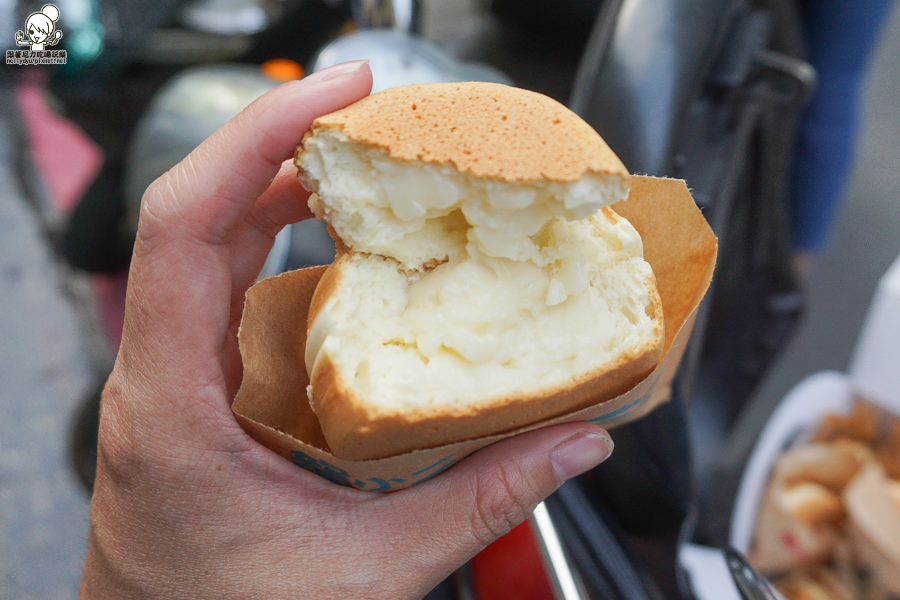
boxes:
[79,60,614,600]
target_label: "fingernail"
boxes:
[550,430,614,481]
[304,60,369,84]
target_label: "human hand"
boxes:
[79,60,615,600]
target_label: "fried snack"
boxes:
[777,483,845,525]
[748,489,839,573]
[773,440,870,491]
[809,399,879,445]
[750,398,900,592]
[875,419,900,479]
[774,566,855,600]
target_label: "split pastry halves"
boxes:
[295,82,663,460]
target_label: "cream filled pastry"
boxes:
[295,82,663,460]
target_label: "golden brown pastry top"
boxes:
[305,81,628,183]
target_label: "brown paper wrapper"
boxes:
[232,175,717,491]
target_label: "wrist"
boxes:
[79,483,161,600]
[79,535,129,599]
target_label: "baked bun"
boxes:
[295,82,664,460]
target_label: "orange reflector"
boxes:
[261,59,305,82]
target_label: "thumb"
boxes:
[389,423,613,581]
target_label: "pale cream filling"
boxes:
[300,129,629,271]
[306,211,656,411]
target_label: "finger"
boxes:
[218,163,318,393]
[382,423,614,588]
[250,159,316,226]
[227,159,315,304]
[136,60,371,249]
[121,62,371,391]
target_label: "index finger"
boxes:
[117,61,372,404]
[139,60,372,247]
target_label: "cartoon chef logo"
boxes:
[15,4,63,51]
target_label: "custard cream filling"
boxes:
[305,210,656,409]
[300,129,629,271]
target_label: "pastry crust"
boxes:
[306,240,664,460]
[297,81,628,184]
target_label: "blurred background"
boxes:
[1,0,898,598]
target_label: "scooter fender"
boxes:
[570,0,740,176]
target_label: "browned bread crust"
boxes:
[297,81,628,184]
[307,251,663,460]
